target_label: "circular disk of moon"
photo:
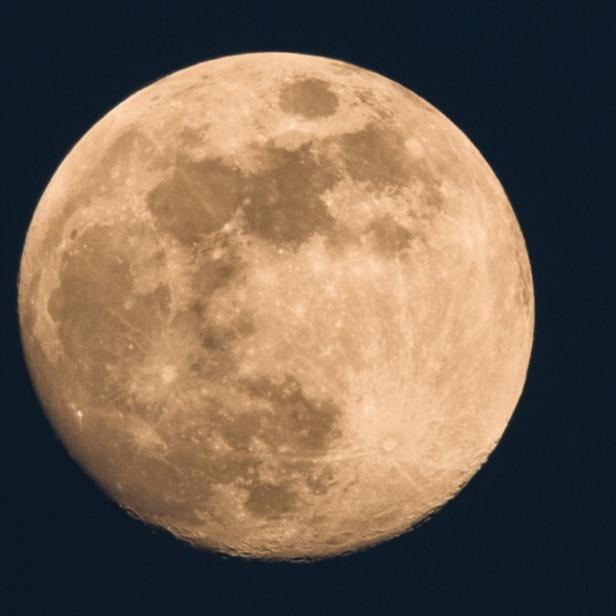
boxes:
[18,52,534,560]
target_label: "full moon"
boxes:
[18,52,533,560]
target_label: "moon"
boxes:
[18,52,534,560]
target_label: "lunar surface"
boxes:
[18,52,534,560]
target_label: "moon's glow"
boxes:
[18,53,534,560]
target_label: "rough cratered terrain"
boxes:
[19,52,534,560]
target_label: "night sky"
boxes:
[2,3,613,614]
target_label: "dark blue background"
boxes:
[2,2,613,614]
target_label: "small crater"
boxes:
[404,137,425,158]
[161,365,177,384]
[381,437,398,452]
[279,77,339,119]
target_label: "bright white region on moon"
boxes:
[18,52,534,561]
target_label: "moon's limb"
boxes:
[18,52,533,560]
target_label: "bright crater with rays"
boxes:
[18,52,534,560]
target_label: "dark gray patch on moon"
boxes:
[334,122,411,190]
[199,311,255,354]
[147,157,241,245]
[279,77,339,118]
[364,214,414,256]
[146,135,342,250]
[240,143,339,247]
[190,244,242,313]
[47,224,170,392]
[324,120,445,217]
[235,373,345,519]
[114,370,346,524]
[245,482,298,519]
[241,374,343,453]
